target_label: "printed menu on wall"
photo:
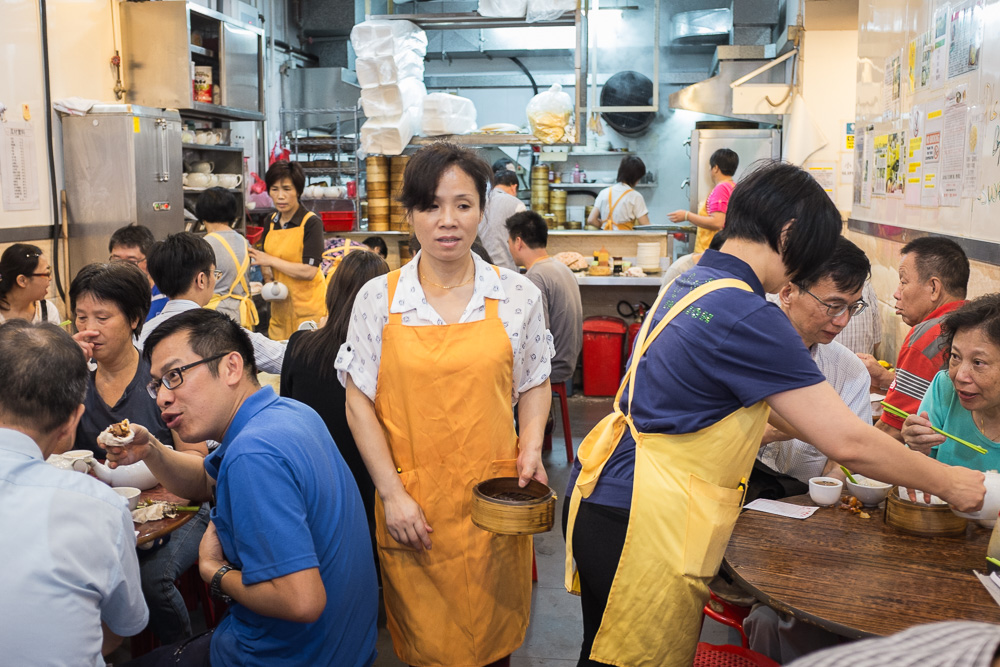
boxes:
[947,0,983,80]
[1,122,39,213]
[941,85,969,206]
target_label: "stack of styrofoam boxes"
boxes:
[352,20,427,156]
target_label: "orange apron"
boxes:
[693,200,714,253]
[263,210,327,340]
[601,186,636,231]
[374,268,532,667]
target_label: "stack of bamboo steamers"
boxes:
[365,155,411,233]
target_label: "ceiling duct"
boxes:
[670,8,731,46]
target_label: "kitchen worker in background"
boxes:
[198,188,258,329]
[478,170,526,271]
[249,160,327,340]
[0,244,60,325]
[339,142,553,667]
[362,236,389,259]
[860,237,969,441]
[109,225,167,321]
[669,147,738,253]
[493,157,517,173]
[493,169,520,197]
[588,156,650,230]
[564,161,986,667]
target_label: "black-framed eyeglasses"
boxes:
[801,287,867,318]
[109,255,145,266]
[146,353,228,398]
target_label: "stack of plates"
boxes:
[636,242,661,272]
[530,165,549,213]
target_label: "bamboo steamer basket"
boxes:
[884,487,968,537]
[366,156,390,182]
[471,478,556,535]
[368,221,389,232]
[549,189,567,201]
[367,184,391,198]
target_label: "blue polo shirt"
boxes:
[568,251,826,510]
[146,285,167,322]
[206,387,378,666]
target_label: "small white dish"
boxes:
[808,477,843,506]
[113,486,142,511]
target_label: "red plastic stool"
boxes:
[551,381,574,463]
[701,590,752,648]
[693,643,779,667]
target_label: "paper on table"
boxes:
[744,498,819,519]
[975,571,1000,608]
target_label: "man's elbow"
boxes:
[287,588,327,624]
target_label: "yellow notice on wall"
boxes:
[908,136,922,158]
[133,117,141,133]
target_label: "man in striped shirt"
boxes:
[863,237,968,441]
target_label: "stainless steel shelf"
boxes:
[181,143,245,153]
[549,229,670,236]
[548,182,657,189]
[575,275,663,287]
[369,11,575,29]
[411,134,574,147]
[184,103,264,122]
[189,44,215,58]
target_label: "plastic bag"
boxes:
[360,78,427,118]
[360,106,422,156]
[356,51,425,89]
[422,93,477,136]
[526,0,575,23]
[526,83,573,144]
[478,0,527,18]
[350,20,427,59]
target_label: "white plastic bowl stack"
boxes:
[636,242,662,272]
[352,20,428,156]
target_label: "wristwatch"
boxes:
[210,563,236,603]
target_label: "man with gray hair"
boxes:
[0,321,147,664]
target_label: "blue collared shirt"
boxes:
[0,428,147,666]
[206,387,378,667]
[569,251,826,509]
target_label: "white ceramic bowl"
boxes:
[951,471,1000,527]
[845,475,893,507]
[113,487,142,511]
[808,477,843,506]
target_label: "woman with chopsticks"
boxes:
[338,142,552,667]
[564,160,987,667]
[902,294,1000,471]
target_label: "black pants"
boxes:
[745,459,809,504]
[564,499,630,667]
[121,629,213,667]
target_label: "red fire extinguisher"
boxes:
[618,300,651,356]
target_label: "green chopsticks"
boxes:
[839,465,859,483]
[881,401,988,455]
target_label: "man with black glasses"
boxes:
[110,309,377,667]
[750,237,875,500]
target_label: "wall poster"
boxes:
[906,104,925,206]
[947,0,984,80]
[923,105,944,206]
[932,5,949,88]
[941,85,969,206]
[964,106,982,198]
[1,122,40,212]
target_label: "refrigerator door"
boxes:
[689,129,781,211]
[133,113,184,228]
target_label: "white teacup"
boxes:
[63,449,95,473]
[184,172,210,188]
[195,131,219,145]
[808,477,844,507]
[206,174,220,187]
[181,130,195,143]
[323,186,343,198]
[113,486,142,511]
[46,454,74,470]
[303,185,318,199]
[217,173,242,189]
[190,161,214,174]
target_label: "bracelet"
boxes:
[684,211,689,221]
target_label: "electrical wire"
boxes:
[38,0,65,302]
[508,57,538,96]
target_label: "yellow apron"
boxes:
[601,187,636,231]
[565,278,771,667]
[374,268,532,667]
[693,200,714,253]
[204,232,259,329]
[263,210,327,340]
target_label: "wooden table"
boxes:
[723,494,1000,638]
[135,486,197,547]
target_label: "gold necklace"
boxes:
[975,410,999,442]
[419,269,475,290]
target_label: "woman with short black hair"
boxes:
[197,188,258,328]
[69,261,210,647]
[565,160,986,667]
[587,155,650,230]
[249,160,326,339]
[0,244,60,325]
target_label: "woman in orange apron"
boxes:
[585,156,650,231]
[249,160,326,339]
[339,143,554,667]
[564,161,987,667]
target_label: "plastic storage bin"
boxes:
[582,316,627,397]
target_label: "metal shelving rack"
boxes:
[279,106,362,228]
[367,7,588,147]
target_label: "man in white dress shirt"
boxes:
[750,237,874,500]
[0,320,147,665]
[138,232,286,374]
